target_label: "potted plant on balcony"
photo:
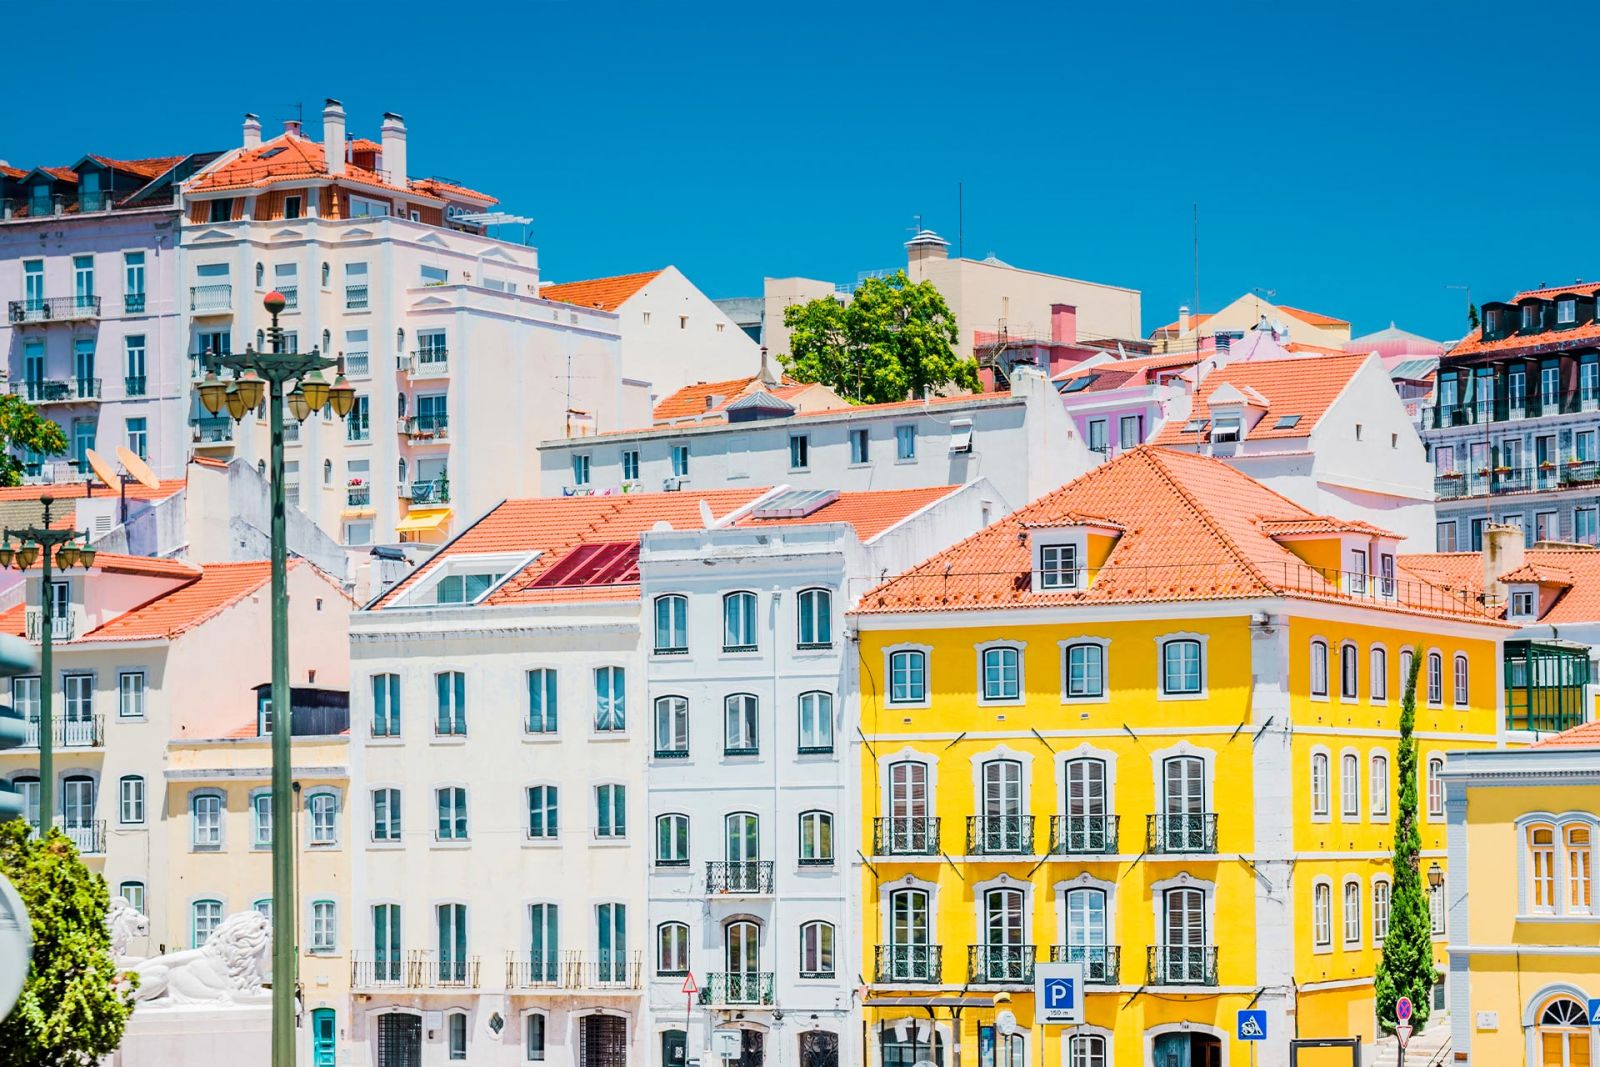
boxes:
[347,476,367,488]
[1437,470,1462,480]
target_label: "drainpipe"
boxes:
[769,586,784,1067]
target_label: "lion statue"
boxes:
[130,910,272,1004]
[107,896,150,964]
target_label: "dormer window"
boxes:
[1558,298,1577,325]
[388,551,532,609]
[436,572,504,605]
[1038,542,1079,590]
[1211,417,1242,443]
[1510,587,1537,620]
[1523,304,1543,331]
[1484,308,1502,335]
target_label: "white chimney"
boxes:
[322,99,346,175]
[1482,523,1526,605]
[284,118,302,138]
[242,113,262,150]
[380,112,407,184]
[1178,305,1191,333]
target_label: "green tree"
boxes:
[781,270,978,404]
[0,823,134,1067]
[0,396,68,487]
[1374,653,1437,1034]
[1467,303,1480,330]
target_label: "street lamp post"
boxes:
[0,497,95,832]
[197,291,355,1067]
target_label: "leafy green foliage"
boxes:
[781,270,978,404]
[1468,303,1480,330]
[0,397,67,488]
[1374,653,1438,1033]
[0,823,133,1067]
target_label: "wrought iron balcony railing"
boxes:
[193,417,234,444]
[1050,944,1120,984]
[55,818,106,855]
[1146,812,1218,854]
[343,351,370,377]
[1050,814,1119,855]
[966,814,1035,855]
[125,376,147,397]
[190,284,231,312]
[11,378,101,402]
[1147,945,1217,986]
[8,296,101,323]
[967,944,1035,984]
[14,713,104,749]
[413,956,480,988]
[874,944,941,984]
[408,348,449,376]
[503,951,641,990]
[123,293,147,314]
[705,860,774,895]
[350,952,409,987]
[873,817,940,856]
[653,746,689,760]
[346,486,372,508]
[1564,461,1600,486]
[401,415,449,440]
[698,972,775,1006]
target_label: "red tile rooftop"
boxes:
[1152,354,1369,445]
[737,486,963,541]
[1535,721,1600,748]
[539,269,666,312]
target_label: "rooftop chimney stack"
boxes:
[1482,523,1526,605]
[323,99,346,175]
[1049,304,1078,345]
[905,228,951,273]
[380,112,407,184]
[243,113,262,150]
[1178,305,1191,334]
[284,118,302,138]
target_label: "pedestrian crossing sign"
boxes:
[1237,1009,1267,1041]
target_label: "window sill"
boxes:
[655,861,691,870]
[977,697,1024,707]
[431,735,469,745]
[1310,814,1332,824]
[895,457,918,465]
[524,733,561,743]
[1061,694,1109,705]
[796,748,835,758]
[1310,694,1329,703]
[368,838,403,848]
[1157,691,1208,702]
[367,736,405,746]
[117,715,148,723]
[887,700,930,711]
[652,649,690,658]
[590,732,630,742]
[431,838,471,849]
[522,837,561,848]
[1312,944,1333,955]
[591,837,630,848]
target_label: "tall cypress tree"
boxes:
[1375,652,1436,1032]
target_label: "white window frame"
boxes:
[1372,877,1392,944]
[1369,645,1388,704]
[1309,747,1331,822]
[1425,756,1445,822]
[1036,541,1081,591]
[884,644,932,708]
[1059,638,1110,704]
[1342,876,1363,947]
[1369,750,1390,823]
[976,640,1026,705]
[191,790,224,850]
[1338,642,1359,702]
[1311,878,1333,951]
[1453,653,1470,708]
[1339,749,1361,822]
[1156,633,1208,700]
[119,774,145,825]
[1309,638,1329,699]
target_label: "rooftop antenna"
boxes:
[958,181,964,259]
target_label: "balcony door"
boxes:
[61,775,94,833]
[436,903,466,982]
[983,888,1025,980]
[889,889,930,980]
[888,761,929,852]
[1162,756,1205,851]
[373,904,401,981]
[530,903,558,982]
[1064,888,1108,981]
[725,919,760,1001]
[73,339,95,390]
[1064,758,1107,851]
[981,759,1023,851]
[1162,887,1207,984]
[24,263,43,311]
[726,812,760,888]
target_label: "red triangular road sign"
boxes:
[681,972,699,994]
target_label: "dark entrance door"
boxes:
[732,1030,766,1067]
[1153,1032,1221,1067]
[581,1014,628,1067]
[662,1029,688,1067]
[801,1030,839,1067]
[376,1013,421,1067]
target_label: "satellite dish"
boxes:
[84,449,119,490]
[116,447,160,490]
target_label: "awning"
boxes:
[394,507,451,534]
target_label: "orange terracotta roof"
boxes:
[407,177,497,205]
[1277,305,1350,329]
[86,560,275,641]
[0,164,25,180]
[190,133,445,203]
[0,603,22,638]
[0,477,185,505]
[1284,341,1349,356]
[652,375,797,422]
[1258,516,1398,538]
[1151,313,1213,338]
[1401,548,1600,625]
[1535,720,1600,748]
[539,269,666,312]
[736,486,960,541]
[1153,354,1369,445]
[857,446,1506,624]
[373,489,771,608]
[1512,281,1600,302]
[8,551,199,580]
[39,167,78,184]
[88,155,184,179]
[1450,320,1600,357]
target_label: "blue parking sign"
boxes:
[1237,1010,1267,1041]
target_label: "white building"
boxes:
[176,101,636,548]
[1153,352,1437,547]
[538,367,1090,513]
[637,482,997,1067]
[539,267,763,401]
[346,488,772,1067]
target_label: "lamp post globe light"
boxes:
[197,291,355,1067]
[0,497,95,834]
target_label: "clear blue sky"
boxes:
[2,0,1590,341]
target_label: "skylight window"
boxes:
[751,489,839,519]
[1274,414,1303,429]
[1060,375,1097,394]
[259,147,286,159]
[1182,419,1208,433]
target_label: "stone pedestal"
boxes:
[114,999,272,1067]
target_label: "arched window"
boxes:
[1064,642,1104,699]
[1453,653,1469,706]
[978,759,1026,853]
[1537,997,1592,1067]
[526,1012,547,1062]
[725,812,759,863]
[885,761,932,854]
[654,696,688,758]
[1342,879,1362,945]
[320,329,331,353]
[1309,639,1329,697]
[1426,756,1445,818]
[257,459,266,477]
[798,691,833,754]
[118,880,146,914]
[1062,757,1110,852]
[724,920,761,981]
[1340,643,1358,699]
[255,328,265,350]
[798,810,833,865]
[397,392,408,418]
[1068,1034,1107,1067]
[1372,879,1391,943]
[657,922,689,975]
[1063,887,1109,980]
[118,774,145,825]
[1310,752,1330,817]
[322,459,333,485]
[722,591,757,651]
[1340,753,1360,818]
[655,813,689,866]
[724,693,758,755]
[796,587,832,648]
[889,649,927,704]
[1569,824,1592,913]
[1312,882,1332,947]
[1529,823,1557,912]
[653,594,687,654]
[1160,638,1203,695]
[397,457,407,488]
[1370,647,1388,701]
[1399,648,1415,689]
[979,888,1027,981]
[254,262,264,288]
[192,899,223,947]
[799,921,835,978]
[1426,652,1443,704]
[321,262,330,287]
[885,889,932,980]
[980,646,1022,701]
[447,1011,467,1061]
[307,791,338,845]
[1370,753,1390,817]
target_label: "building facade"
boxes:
[1425,281,1600,552]
[850,447,1512,1067]
[637,484,996,1067]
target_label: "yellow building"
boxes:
[162,693,351,1067]
[852,447,1515,1067]
[1443,723,1600,1066]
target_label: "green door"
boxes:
[312,1008,336,1067]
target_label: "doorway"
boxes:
[800,1031,838,1067]
[661,1029,687,1067]
[581,1014,628,1067]
[375,1013,420,1067]
[311,1008,336,1067]
[1153,1032,1221,1067]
